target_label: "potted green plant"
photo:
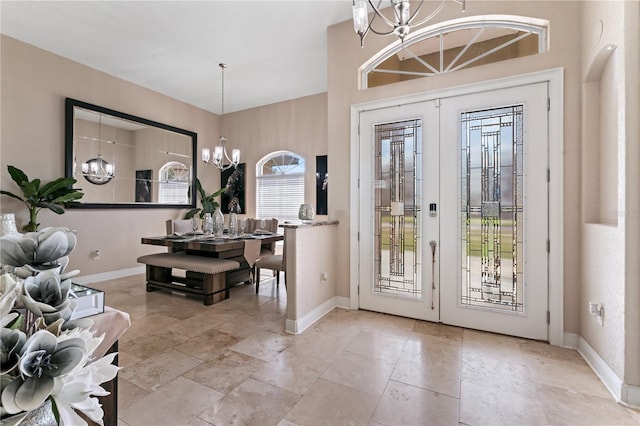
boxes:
[184,178,224,220]
[1,165,84,232]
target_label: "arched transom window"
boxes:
[256,151,305,221]
[360,15,549,89]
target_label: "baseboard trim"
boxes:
[563,332,579,349]
[285,296,340,335]
[74,266,145,286]
[335,296,351,310]
[621,383,640,409]
[577,336,640,409]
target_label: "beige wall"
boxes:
[622,0,640,392]
[222,93,328,218]
[284,223,338,331]
[0,35,221,275]
[580,0,640,389]
[1,35,328,276]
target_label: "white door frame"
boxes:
[349,68,564,346]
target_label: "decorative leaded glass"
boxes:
[460,105,524,312]
[373,119,422,300]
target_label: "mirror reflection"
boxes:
[65,98,196,208]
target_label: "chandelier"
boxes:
[353,0,466,47]
[82,114,114,185]
[202,63,240,171]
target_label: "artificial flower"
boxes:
[51,351,119,426]
[1,330,85,414]
[0,223,119,426]
[0,227,76,268]
[49,327,117,425]
[22,270,76,325]
[0,273,20,327]
[0,328,26,375]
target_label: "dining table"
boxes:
[141,232,284,286]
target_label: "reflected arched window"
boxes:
[256,151,305,221]
[158,161,190,204]
[360,15,549,89]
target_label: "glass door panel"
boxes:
[374,119,422,300]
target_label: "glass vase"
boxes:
[203,213,213,236]
[0,213,18,236]
[213,207,224,238]
[298,203,316,223]
[228,213,237,236]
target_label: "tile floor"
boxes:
[90,274,640,426]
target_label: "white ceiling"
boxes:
[1,1,355,114]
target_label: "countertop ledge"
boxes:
[280,220,339,229]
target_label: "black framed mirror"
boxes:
[65,98,197,208]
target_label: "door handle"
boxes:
[430,240,437,310]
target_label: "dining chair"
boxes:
[254,240,285,294]
[246,218,279,255]
[247,218,280,282]
[166,219,193,235]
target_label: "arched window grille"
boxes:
[360,15,549,89]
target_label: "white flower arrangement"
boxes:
[0,227,119,426]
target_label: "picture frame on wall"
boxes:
[221,163,245,213]
[135,169,152,202]
[316,155,328,215]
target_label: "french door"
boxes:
[358,101,440,322]
[357,82,549,340]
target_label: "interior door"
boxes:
[358,101,440,322]
[439,82,549,340]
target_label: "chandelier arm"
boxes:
[408,0,426,24]
[223,146,235,165]
[367,0,400,28]
[368,26,398,36]
[409,0,448,27]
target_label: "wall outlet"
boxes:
[320,272,328,281]
[91,250,100,261]
[597,305,604,326]
[589,302,604,326]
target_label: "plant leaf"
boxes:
[21,180,39,198]
[195,178,206,200]
[50,192,84,204]
[38,203,64,214]
[40,177,78,198]
[7,165,28,187]
[0,190,24,202]
[184,208,200,219]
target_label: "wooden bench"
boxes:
[137,252,240,305]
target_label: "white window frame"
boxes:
[158,161,190,204]
[256,150,305,222]
[359,15,549,89]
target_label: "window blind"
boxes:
[256,173,304,221]
[158,181,189,204]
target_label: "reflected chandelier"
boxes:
[202,63,240,171]
[353,0,466,47]
[81,113,114,185]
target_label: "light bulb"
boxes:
[214,146,223,162]
[352,0,369,34]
